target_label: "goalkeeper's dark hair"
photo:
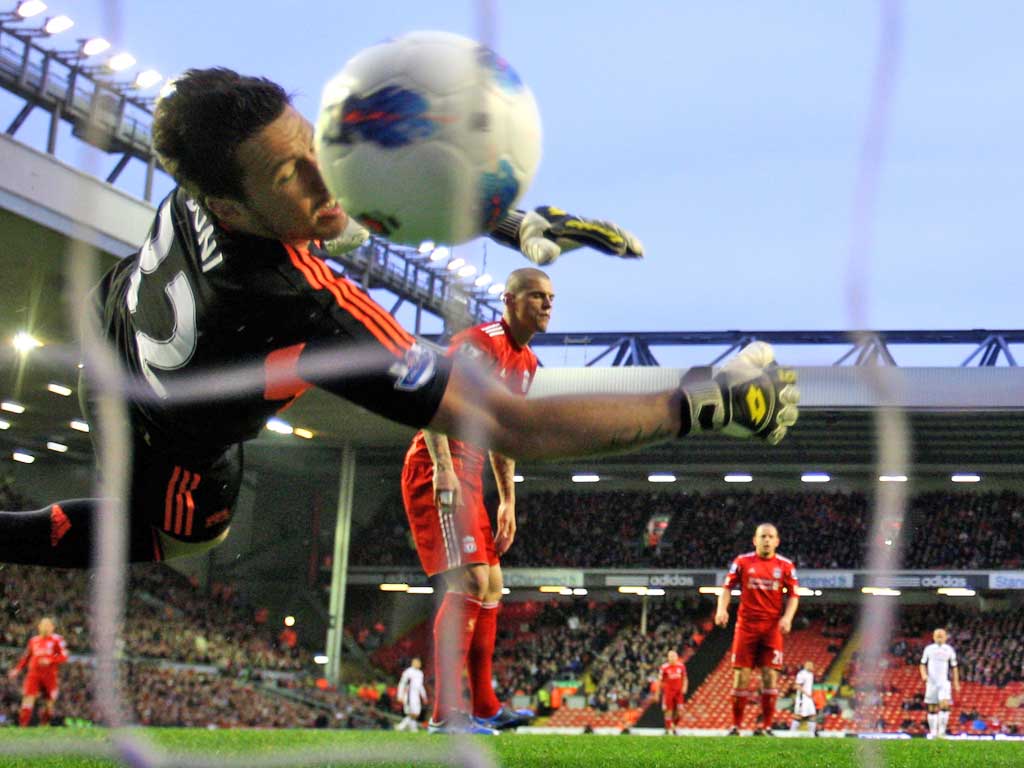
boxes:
[153,67,290,204]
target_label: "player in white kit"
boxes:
[920,628,959,738]
[790,660,817,735]
[396,657,428,732]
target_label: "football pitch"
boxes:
[1,730,1024,768]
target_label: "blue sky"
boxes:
[3,1,1022,364]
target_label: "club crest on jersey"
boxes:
[390,343,437,392]
[773,568,782,579]
[462,536,478,554]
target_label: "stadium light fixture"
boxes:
[951,473,981,483]
[445,257,466,272]
[474,273,493,288]
[428,246,449,263]
[937,587,976,597]
[501,587,510,595]
[795,587,815,597]
[512,474,524,483]
[1,401,25,414]
[801,472,830,483]
[647,473,676,483]
[698,586,723,595]
[70,420,90,432]
[293,428,314,439]
[571,473,600,483]
[41,14,73,34]
[265,418,293,435]
[80,36,110,57]
[12,451,35,464]
[106,51,135,72]
[313,655,329,665]
[645,588,666,596]
[731,589,741,596]
[0,420,9,430]
[47,383,72,397]
[539,586,566,593]
[487,282,505,295]
[417,240,436,254]
[723,473,753,483]
[572,588,588,596]
[879,475,908,483]
[12,331,42,353]
[133,68,162,90]
[379,583,409,592]
[16,1,47,19]
[814,590,823,596]
[457,264,477,279]
[46,441,68,453]
[407,586,434,594]
[283,616,295,627]
[861,587,901,596]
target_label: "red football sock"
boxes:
[39,708,51,726]
[731,690,747,728]
[432,591,482,722]
[468,602,502,718]
[761,688,778,730]
[19,706,32,727]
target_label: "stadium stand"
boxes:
[350,489,1024,570]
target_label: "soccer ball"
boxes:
[315,30,542,246]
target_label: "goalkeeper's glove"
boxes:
[679,342,799,445]
[490,206,644,266]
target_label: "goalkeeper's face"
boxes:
[753,524,779,558]
[227,106,348,245]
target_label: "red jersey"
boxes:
[406,319,538,474]
[723,551,799,622]
[659,661,688,692]
[14,633,68,676]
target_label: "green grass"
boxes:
[0,729,1023,767]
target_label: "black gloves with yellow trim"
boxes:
[679,342,800,446]
[490,206,644,265]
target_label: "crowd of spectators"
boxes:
[585,597,705,711]
[350,489,1024,571]
[493,601,633,701]
[1,564,310,672]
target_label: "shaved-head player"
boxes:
[715,523,799,736]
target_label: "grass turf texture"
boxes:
[0,730,1023,767]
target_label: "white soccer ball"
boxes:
[315,30,542,246]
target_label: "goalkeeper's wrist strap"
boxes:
[489,209,525,249]
[678,367,723,437]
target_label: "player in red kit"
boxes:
[659,649,688,735]
[714,523,799,736]
[7,617,68,727]
[402,268,551,735]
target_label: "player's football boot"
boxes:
[473,705,536,730]
[727,727,741,736]
[428,711,499,735]
[752,728,775,736]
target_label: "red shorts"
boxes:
[662,688,684,713]
[731,618,784,669]
[23,672,59,700]
[401,457,497,578]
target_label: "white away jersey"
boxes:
[398,666,427,707]
[795,668,814,697]
[920,642,957,683]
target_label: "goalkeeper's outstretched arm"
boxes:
[427,342,799,462]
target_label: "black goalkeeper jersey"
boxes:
[93,188,448,461]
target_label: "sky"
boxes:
[2,0,1022,367]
